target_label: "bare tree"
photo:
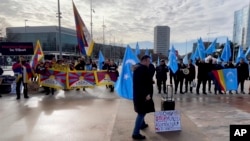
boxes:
[0,16,10,38]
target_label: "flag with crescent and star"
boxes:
[115,45,139,100]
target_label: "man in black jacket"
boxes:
[196,58,208,95]
[156,59,168,94]
[132,55,155,140]
[236,58,249,94]
[175,58,186,94]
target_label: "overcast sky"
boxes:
[0,0,249,47]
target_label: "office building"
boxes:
[6,26,78,53]
[154,26,170,55]
[233,5,250,49]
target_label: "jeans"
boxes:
[132,113,146,135]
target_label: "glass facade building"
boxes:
[6,26,78,53]
[233,5,250,49]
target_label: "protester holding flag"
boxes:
[75,58,86,91]
[236,58,249,94]
[132,55,155,140]
[12,57,34,99]
[107,60,119,92]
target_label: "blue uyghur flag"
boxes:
[191,47,199,62]
[98,50,105,70]
[168,46,178,73]
[235,46,246,63]
[135,42,140,55]
[206,38,217,55]
[183,54,188,65]
[221,38,231,62]
[145,48,149,55]
[115,45,139,100]
[197,38,206,60]
[223,68,238,90]
[157,56,160,66]
[245,47,250,57]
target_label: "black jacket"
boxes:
[196,61,208,80]
[186,63,195,81]
[133,64,155,114]
[236,62,249,81]
[156,64,168,80]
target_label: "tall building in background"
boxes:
[233,5,250,49]
[154,26,170,55]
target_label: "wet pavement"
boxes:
[1,69,250,141]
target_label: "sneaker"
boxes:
[0,95,2,97]
[132,134,146,140]
[16,97,20,100]
[140,124,149,130]
[203,92,207,95]
[241,91,245,94]
[24,96,29,99]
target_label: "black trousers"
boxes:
[45,87,54,94]
[207,79,212,92]
[170,74,177,85]
[175,77,184,93]
[157,79,166,93]
[238,79,245,92]
[196,79,207,94]
[185,79,193,92]
[16,77,28,98]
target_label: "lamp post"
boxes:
[90,0,93,39]
[57,0,62,59]
[24,19,28,42]
[24,19,28,33]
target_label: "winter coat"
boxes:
[133,63,155,114]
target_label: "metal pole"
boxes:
[57,0,62,59]
[90,0,93,38]
[24,19,28,41]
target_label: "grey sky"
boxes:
[0,0,249,46]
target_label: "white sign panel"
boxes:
[154,110,181,132]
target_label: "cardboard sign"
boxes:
[154,110,181,132]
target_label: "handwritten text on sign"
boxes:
[154,110,181,132]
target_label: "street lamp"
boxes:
[24,19,28,33]
[57,0,62,59]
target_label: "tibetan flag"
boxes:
[212,70,226,91]
[73,1,94,56]
[30,40,44,69]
